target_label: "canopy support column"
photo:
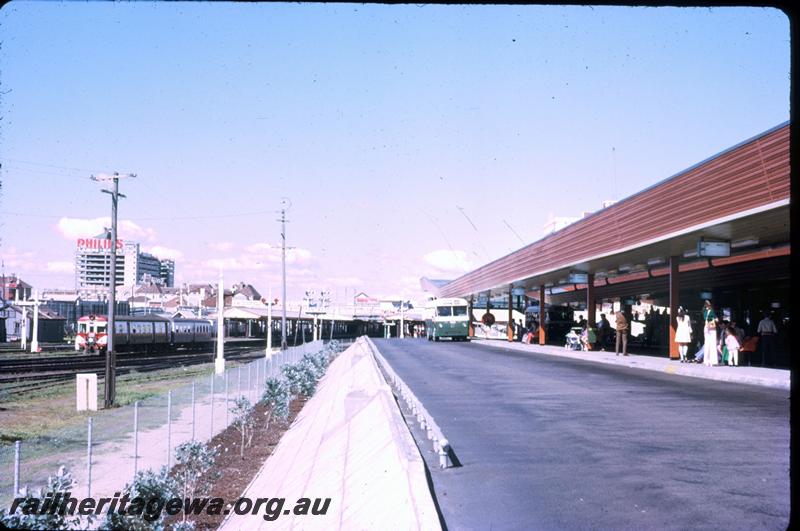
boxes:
[538,285,546,345]
[507,287,514,342]
[669,255,680,359]
[468,296,475,337]
[587,274,596,329]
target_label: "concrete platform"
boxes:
[470,339,790,390]
[219,337,440,531]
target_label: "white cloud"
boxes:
[56,217,108,239]
[423,249,473,274]
[120,220,157,242]
[56,217,157,242]
[208,241,234,252]
[146,246,184,260]
[46,261,74,273]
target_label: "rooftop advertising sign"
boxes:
[76,238,125,250]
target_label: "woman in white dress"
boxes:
[674,307,692,362]
[702,300,718,366]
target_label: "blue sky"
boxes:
[0,3,790,303]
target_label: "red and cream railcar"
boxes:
[75,314,214,354]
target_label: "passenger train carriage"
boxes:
[76,314,214,354]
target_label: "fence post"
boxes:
[133,401,139,480]
[210,372,215,439]
[86,418,92,498]
[13,440,21,497]
[167,390,172,470]
[191,381,196,441]
[225,369,229,428]
[237,366,242,400]
[248,363,252,402]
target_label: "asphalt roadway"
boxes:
[373,338,790,531]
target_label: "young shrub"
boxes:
[281,363,304,396]
[173,441,219,523]
[298,358,320,396]
[0,466,82,530]
[326,339,343,354]
[230,396,256,458]
[99,466,177,531]
[301,352,327,380]
[171,521,196,531]
[262,377,290,423]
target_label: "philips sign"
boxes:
[76,238,124,250]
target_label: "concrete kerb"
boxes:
[366,338,453,469]
[470,339,790,390]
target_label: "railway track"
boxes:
[0,344,275,397]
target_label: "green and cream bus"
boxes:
[425,297,470,341]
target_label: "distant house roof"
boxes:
[232,283,262,301]
[203,294,233,308]
[185,283,215,294]
[2,275,33,290]
[8,306,66,320]
[38,308,65,320]
[136,284,164,295]
[354,292,379,304]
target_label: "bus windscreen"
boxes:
[453,306,467,316]
[436,307,452,317]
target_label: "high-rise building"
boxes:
[75,237,134,289]
[137,252,162,284]
[160,259,175,287]
[74,235,177,290]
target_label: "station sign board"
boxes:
[354,292,378,305]
[568,272,589,284]
[697,239,730,257]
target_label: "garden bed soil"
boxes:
[163,395,309,530]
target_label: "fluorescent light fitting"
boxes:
[731,238,759,249]
[618,264,633,272]
[683,250,698,258]
[646,257,665,266]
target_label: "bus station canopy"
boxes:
[439,122,790,301]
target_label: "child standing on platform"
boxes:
[725,326,741,366]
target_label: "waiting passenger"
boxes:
[674,307,692,362]
[580,326,596,351]
[597,314,611,351]
[725,326,741,366]
[612,309,628,356]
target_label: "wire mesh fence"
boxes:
[0,339,343,509]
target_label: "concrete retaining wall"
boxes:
[219,337,441,530]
